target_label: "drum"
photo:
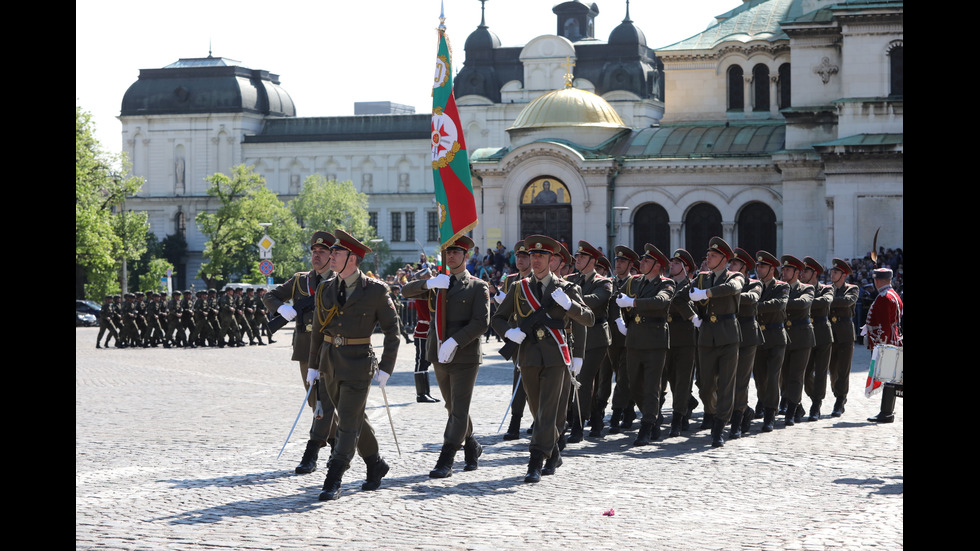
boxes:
[872,344,903,385]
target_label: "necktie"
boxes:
[449,275,457,292]
[708,272,716,288]
[535,280,544,301]
[338,281,347,306]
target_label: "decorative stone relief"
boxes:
[814,57,839,84]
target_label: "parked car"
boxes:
[76,300,101,327]
[76,310,97,327]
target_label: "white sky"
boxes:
[76,0,738,157]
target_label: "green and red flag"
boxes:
[431,13,478,250]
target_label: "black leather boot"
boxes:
[361,454,389,491]
[503,416,521,440]
[567,417,584,444]
[728,410,743,440]
[785,402,797,426]
[429,443,459,478]
[741,407,754,434]
[621,407,636,431]
[711,418,726,447]
[633,423,653,446]
[867,385,897,423]
[588,409,604,437]
[542,445,562,475]
[778,397,787,416]
[524,449,545,483]
[762,408,776,432]
[295,440,325,474]
[415,372,440,403]
[608,409,623,434]
[794,403,806,423]
[669,416,683,437]
[463,436,483,471]
[831,396,846,417]
[318,460,348,501]
[808,401,821,422]
[754,401,765,419]
[699,412,715,431]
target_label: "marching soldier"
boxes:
[253,288,274,344]
[664,249,699,437]
[729,248,763,439]
[206,289,221,346]
[96,295,119,349]
[188,291,210,348]
[567,240,614,443]
[688,237,744,447]
[864,267,903,423]
[491,235,593,483]
[120,293,140,348]
[827,259,858,417]
[590,254,617,436]
[608,245,640,433]
[408,270,439,403]
[550,243,581,457]
[615,244,675,446]
[402,235,490,478]
[309,229,401,501]
[146,292,166,347]
[218,287,241,347]
[263,231,338,475]
[134,292,149,347]
[233,287,254,345]
[180,290,195,342]
[801,257,834,421]
[751,251,789,433]
[493,240,533,440]
[779,255,815,427]
[243,287,265,345]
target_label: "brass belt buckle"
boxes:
[786,320,793,327]
[831,316,838,323]
[535,328,546,340]
[333,335,345,346]
[709,314,717,323]
[667,314,673,322]
[305,323,313,332]
[760,323,767,331]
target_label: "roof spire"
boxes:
[479,0,487,28]
[624,0,632,23]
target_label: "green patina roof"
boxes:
[812,133,903,147]
[658,0,801,51]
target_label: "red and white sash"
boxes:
[520,278,571,366]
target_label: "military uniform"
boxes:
[567,240,614,443]
[263,230,338,474]
[96,295,119,348]
[218,289,241,346]
[690,237,744,447]
[607,245,640,433]
[752,251,789,432]
[730,248,763,438]
[827,259,859,416]
[309,230,400,500]
[496,241,532,440]
[401,235,490,477]
[664,249,699,437]
[864,268,903,423]
[188,291,211,347]
[779,255,815,426]
[802,257,834,421]
[491,235,593,483]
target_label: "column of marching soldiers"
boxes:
[94,287,276,349]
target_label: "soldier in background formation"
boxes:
[94,285,276,349]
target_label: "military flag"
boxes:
[431,9,478,250]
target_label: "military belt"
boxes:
[632,316,667,325]
[830,316,852,324]
[324,334,372,346]
[759,322,785,331]
[810,316,829,323]
[785,317,812,328]
[706,313,737,323]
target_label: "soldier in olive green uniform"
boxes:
[729,248,763,438]
[801,257,834,421]
[218,287,241,347]
[827,259,858,417]
[309,230,400,501]
[689,237,745,447]
[96,295,119,349]
[778,255,815,427]
[615,244,676,446]
[608,246,640,433]
[752,251,789,432]
[493,240,533,440]
[663,249,699,437]
[120,293,140,347]
[263,231,338,475]
[491,235,593,483]
[566,240,614,443]
[402,235,490,478]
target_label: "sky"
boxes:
[76,0,739,157]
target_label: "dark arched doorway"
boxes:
[685,203,722,263]
[520,176,572,244]
[632,203,670,253]
[736,202,777,255]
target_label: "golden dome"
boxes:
[508,87,627,131]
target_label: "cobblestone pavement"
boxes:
[77,327,902,550]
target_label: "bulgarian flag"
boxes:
[431,10,478,250]
[865,345,883,397]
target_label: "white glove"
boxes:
[689,287,708,301]
[494,289,507,304]
[374,370,390,389]
[277,304,297,321]
[551,287,572,310]
[692,314,703,328]
[570,357,583,376]
[306,368,319,385]
[504,327,526,344]
[438,337,458,363]
[860,324,868,336]
[313,400,324,420]
[616,316,627,336]
[616,293,635,308]
[427,273,451,290]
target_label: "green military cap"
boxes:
[830,258,852,275]
[733,247,755,272]
[513,240,529,255]
[444,235,475,252]
[575,240,602,259]
[310,231,336,250]
[755,250,780,268]
[331,229,372,258]
[780,254,804,272]
[524,235,560,255]
[803,256,824,274]
[614,245,640,268]
[706,236,734,260]
[641,243,669,266]
[557,241,573,266]
[672,248,698,273]
[597,255,611,274]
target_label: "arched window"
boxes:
[889,46,903,98]
[632,203,670,254]
[736,202,776,256]
[727,65,744,111]
[778,63,791,108]
[685,203,723,259]
[753,64,770,112]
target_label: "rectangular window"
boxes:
[368,211,378,231]
[390,212,401,242]
[405,212,415,242]
[427,211,439,242]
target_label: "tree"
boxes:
[290,174,377,248]
[196,165,303,288]
[76,106,148,299]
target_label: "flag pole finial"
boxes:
[438,0,446,31]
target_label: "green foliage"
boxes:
[290,174,377,247]
[76,106,148,300]
[137,258,175,292]
[196,165,304,287]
